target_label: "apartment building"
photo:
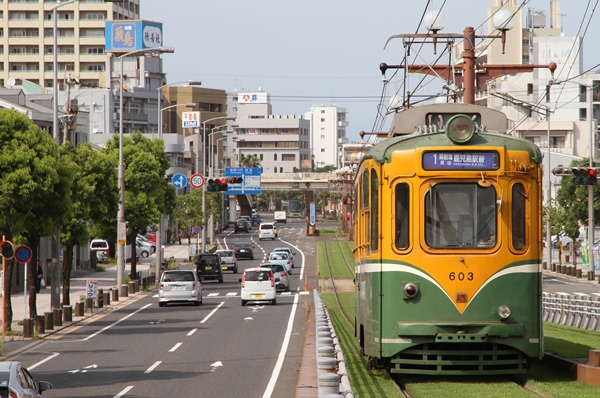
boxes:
[305,104,349,169]
[0,0,140,89]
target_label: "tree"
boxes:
[0,109,72,325]
[104,132,176,279]
[554,158,600,240]
[58,142,118,306]
[239,154,261,168]
[173,188,203,244]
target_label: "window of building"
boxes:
[321,135,325,139]
[321,148,325,152]
[550,136,565,149]
[280,167,283,173]
[321,110,325,113]
[321,118,325,122]
[259,154,263,161]
[274,154,277,161]
[282,154,295,161]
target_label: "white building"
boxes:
[305,105,349,169]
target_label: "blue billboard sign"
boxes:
[105,21,163,52]
[225,168,261,195]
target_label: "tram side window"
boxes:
[395,183,409,250]
[512,183,526,250]
[371,169,379,252]
[361,171,369,210]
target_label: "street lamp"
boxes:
[117,46,174,289]
[200,116,235,253]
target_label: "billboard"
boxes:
[105,20,163,52]
[238,92,269,104]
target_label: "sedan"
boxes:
[260,263,290,292]
[158,270,203,307]
[0,361,52,397]
[136,241,151,258]
[273,247,295,268]
[234,242,255,260]
[268,251,292,274]
[216,249,238,273]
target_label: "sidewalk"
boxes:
[0,242,197,359]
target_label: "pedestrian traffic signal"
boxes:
[589,168,598,185]
[228,177,243,184]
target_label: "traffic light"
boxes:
[589,168,598,185]
[228,177,243,184]
[207,178,228,192]
[572,167,590,185]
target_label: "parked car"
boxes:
[235,219,249,233]
[215,249,238,273]
[268,251,292,274]
[89,238,109,252]
[95,251,106,263]
[258,223,278,240]
[273,247,295,268]
[0,361,52,397]
[136,240,151,258]
[240,267,277,306]
[260,263,290,292]
[233,242,255,260]
[196,253,224,283]
[158,270,202,307]
[144,232,157,242]
[137,235,156,253]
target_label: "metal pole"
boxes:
[201,121,207,254]
[546,107,553,273]
[156,86,163,282]
[588,86,595,279]
[117,55,125,289]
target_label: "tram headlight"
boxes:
[403,282,419,299]
[445,114,475,144]
[498,305,511,319]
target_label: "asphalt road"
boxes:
[10,218,316,398]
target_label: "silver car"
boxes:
[260,263,290,292]
[0,361,52,397]
[216,249,238,273]
[158,270,203,307]
[268,251,292,274]
[273,247,295,269]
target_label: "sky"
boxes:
[141,0,600,143]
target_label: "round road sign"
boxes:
[190,173,205,189]
[193,226,202,234]
[15,245,32,263]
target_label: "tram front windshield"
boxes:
[425,184,497,249]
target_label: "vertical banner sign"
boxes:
[182,112,200,128]
[86,280,99,299]
[118,221,127,245]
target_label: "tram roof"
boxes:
[365,131,543,165]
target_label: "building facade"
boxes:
[305,104,349,169]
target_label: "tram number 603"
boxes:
[449,272,474,281]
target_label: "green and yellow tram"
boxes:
[353,103,543,375]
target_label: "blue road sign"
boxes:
[225,167,261,195]
[15,245,32,263]
[172,173,188,190]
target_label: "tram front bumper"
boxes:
[396,322,524,340]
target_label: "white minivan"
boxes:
[240,267,277,306]
[258,223,277,240]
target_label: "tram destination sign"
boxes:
[422,151,499,171]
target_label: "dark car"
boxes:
[233,242,254,260]
[235,219,249,233]
[196,254,224,283]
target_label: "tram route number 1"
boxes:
[449,272,474,281]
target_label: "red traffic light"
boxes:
[589,168,598,185]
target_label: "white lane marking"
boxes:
[29,352,59,370]
[262,294,299,398]
[210,361,223,372]
[207,293,219,297]
[145,361,162,374]
[83,303,153,341]
[226,292,237,296]
[169,343,183,352]
[200,301,225,324]
[113,386,134,398]
[187,328,198,336]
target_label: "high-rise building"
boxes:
[306,105,348,169]
[0,0,140,89]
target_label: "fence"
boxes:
[543,292,600,331]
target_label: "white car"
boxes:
[215,249,238,273]
[258,223,278,240]
[241,267,276,306]
[268,251,292,274]
[158,270,203,307]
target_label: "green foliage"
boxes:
[554,158,600,239]
[238,154,260,168]
[173,188,204,236]
[314,165,336,172]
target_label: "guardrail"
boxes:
[543,292,600,331]
[314,290,355,398]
